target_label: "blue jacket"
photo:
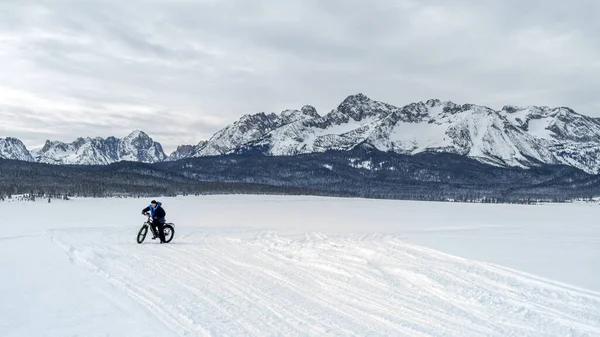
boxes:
[142,202,166,223]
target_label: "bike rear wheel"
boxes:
[163,224,174,243]
[137,224,148,244]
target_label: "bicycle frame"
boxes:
[138,213,175,244]
[143,213,174,233]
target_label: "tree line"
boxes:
[2,148,600,204]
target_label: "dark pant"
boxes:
[152,221,166,242]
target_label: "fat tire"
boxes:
[137,225,148,244]
[163,224,174,243]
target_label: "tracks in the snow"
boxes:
[50,228,600,336]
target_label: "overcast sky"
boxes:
[1,0,599,153]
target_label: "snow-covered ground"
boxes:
[2,195,599,336]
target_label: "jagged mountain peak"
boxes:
[41,139,55,152]
[280,109,301,120]
[332,93,398,122]
[0,137,34,162]
[341,93,371,103]
[501,104,557,116]
[498,104,582,117]
[399,101,431,117]
[386,99,464,123]
[279,105,320,124]
[233,112,279,132]
[425,98,443,108]
[1,136,22,143]
[72,137,90,148]
[124,130,150,140]
[238,112,278,123]
[121,130,155,151]
[301,105,320,118]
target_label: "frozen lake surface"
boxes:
[2,195,599,336]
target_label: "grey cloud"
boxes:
[0,0,599,153]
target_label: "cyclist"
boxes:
[142,200,167,243]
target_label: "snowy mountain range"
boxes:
[2,94,600,174]
[185,94,600,174]
[31,130,167,165]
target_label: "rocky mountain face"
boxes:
[0,137,34,162]
[31,130,167,165]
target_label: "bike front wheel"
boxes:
[137,224,149,244]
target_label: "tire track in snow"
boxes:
[50,228,600,336]
[49,229,210,336]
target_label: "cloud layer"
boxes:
[1,0,599,152]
